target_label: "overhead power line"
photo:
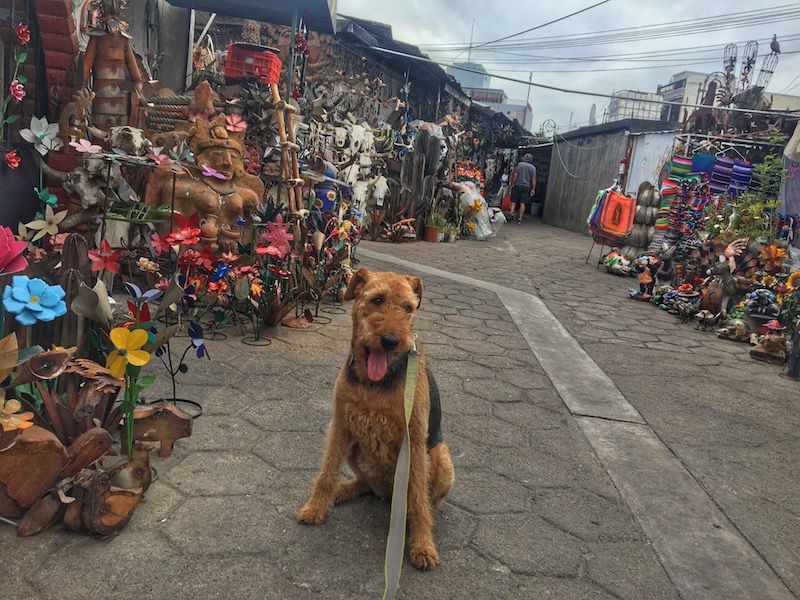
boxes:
[471,0,613,49]
[420,3,800,51]
[365,45,800,120]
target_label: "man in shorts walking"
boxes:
[509,154,537,224]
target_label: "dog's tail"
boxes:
[427,366,443,450]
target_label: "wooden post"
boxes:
[270,84,297,213]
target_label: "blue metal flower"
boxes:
[188,321,207,359]
[212,264,232,282]
[2,275,66,325]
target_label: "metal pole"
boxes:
[184,9,196,91]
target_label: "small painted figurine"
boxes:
[750,320,788,365]
[630,254,659,300]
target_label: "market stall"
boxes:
[596,124,800,372]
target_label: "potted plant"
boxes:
[442,223,458,242]
[423,213,447,242]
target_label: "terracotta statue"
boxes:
[82,0,144,129]
[145,114,265,251]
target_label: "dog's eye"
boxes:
[372,297,383,306]
[404,305,413,313]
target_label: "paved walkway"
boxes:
[2,218,798,599]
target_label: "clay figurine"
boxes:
[145,114,265,251]
[717,319,751,342]
[604,250,631,276]
[750,320,788,365]
[630,254,659,300]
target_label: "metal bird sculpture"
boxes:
[771,35,781,54]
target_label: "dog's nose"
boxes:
[380,335,399,351]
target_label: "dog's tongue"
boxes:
[367,349,388,381]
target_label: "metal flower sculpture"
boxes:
[2,276,67,325]
[0,225,28,275]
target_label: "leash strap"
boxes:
[382,336,419,600]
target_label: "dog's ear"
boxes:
[344,268,370,301]
[407,276,423,308]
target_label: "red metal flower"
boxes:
[196,246,216,271]
[13,23,30,46]
[267,264,290,279]
[87,240,121,273]
[207,280,228,295]
[150,232,172,256]
[166,226,201,247]
[4,149,20,169]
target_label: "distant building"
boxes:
[605,90,662,123]
[446,61,490,89]
[495,100,533,131]
[463,87,507,104]
[449,62,533,132]
[462,87,532,131]
[657,71,709,122]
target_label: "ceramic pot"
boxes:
[423,226,439,242]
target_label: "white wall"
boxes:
[625,131,679,195]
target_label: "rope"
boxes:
[553,135,581,180]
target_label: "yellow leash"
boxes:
[382,335,418,600]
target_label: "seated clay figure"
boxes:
[145,114,264,251]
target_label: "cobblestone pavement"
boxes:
[2,217,797,599]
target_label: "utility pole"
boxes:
[467,19,475,63]
[523,71,532,131]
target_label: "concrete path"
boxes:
[2,218,798,599]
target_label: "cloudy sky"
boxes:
[336,0,800,132]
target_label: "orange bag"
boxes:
[597,190,635,237]
[501,191,512,211]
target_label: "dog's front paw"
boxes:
[296,502,329,525]
[409,544,440,570]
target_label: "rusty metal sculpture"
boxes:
[82,0,145,129]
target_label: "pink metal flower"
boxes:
[69,139,103,154]
[146,153,174,166]
[200,163,226,179]
[225,114,247,133]
[0,225,28,275]
[9,80,25,102]
[259,214,294,259]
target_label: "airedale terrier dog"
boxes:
[297,268,454,569]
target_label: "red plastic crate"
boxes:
[224,43,282,84]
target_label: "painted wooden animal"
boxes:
[0,426,112,517]
[122,403,192,457]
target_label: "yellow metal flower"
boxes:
[467,222,476,231]
[106,327,151,379]
[761,274,777,288]
[788,271,800,291]
[0,389,35,431]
